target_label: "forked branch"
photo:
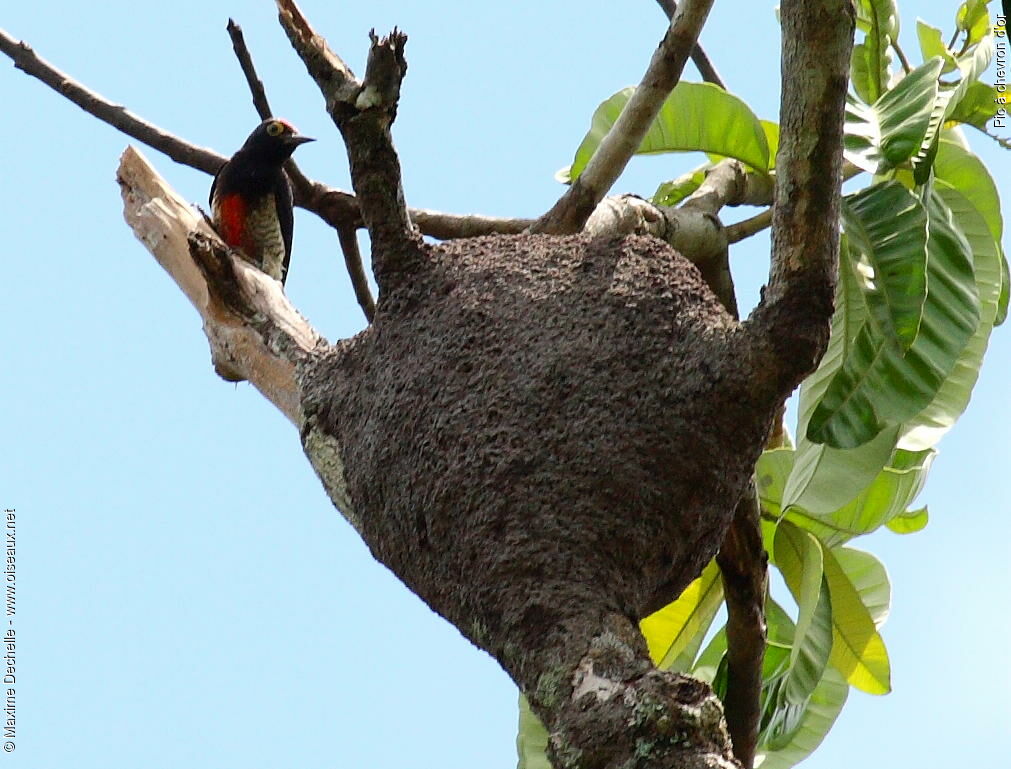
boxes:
[654,0,726,88]
[277,0,418,281]
[532,0,715,234]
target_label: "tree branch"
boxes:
[716,488,767,769]
[0,27,224,175]
[532,0,715,234]
[726,209,773,244]
[226,18,275,118]
[748,0,855,384]
[116,146,326,423]
[276,0,420,286]
[337,225,376,322]
[654,0,727,88]
[412,209,533,238]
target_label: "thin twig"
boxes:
[227,19,275,118]
[0,28,224,175]
[336,225,376,322]
[277,0,418,284]
[533,0,716,234]
[654,0,726,88]
[891,39,912,74]
[726,209,773,243]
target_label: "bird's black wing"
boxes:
[273,172,295,283]
[209,162,225,207]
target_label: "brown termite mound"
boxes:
[300,230,827,768]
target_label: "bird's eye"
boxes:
[266,121,285,137]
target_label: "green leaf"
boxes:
[832,546,891,627]
[933,140,1003,243]
[997,254,1010,326]
[941,26,995,123]
[651,164,710,207]
[640,560,723,670]
[808,188,979,448]
[761,120,781,168]
[878,58,945,166]
[772,523,834,704]
[823,545,891,694]
[787,244,902,511]
[756,447,796,517]
[915,20,958,73]
[516,695,552,769]
[948,81,1004,128]
[885,505,929,534]
[753,667,849,769]
[782,426,899,516]
[842,182,929,350]
[786,448,934,547]
[955,0,990,44]
[845,59,944,172]
[899,184,1003,450]
[566,82,771,182]
[850,0,898,103]
[692,626,728,685]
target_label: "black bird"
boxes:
[210,118,314,284]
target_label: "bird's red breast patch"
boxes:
[213,193,248,250]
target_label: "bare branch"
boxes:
[337,225,376,322]
[726,209,773,244]
[117,146,326,424]
[532,0,715,234]
[411,209,532,239]
[227,18,274,119]
[277,0,419,287]
[654,0,726,88]
[0,27,224,174]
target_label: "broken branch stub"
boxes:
[117,146,325,425]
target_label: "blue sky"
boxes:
[2,2,1008,768]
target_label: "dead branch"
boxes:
[411,209,533,238]
[117,145,326,424]
[226,18,275,119]
[0,28,223,174]
[277,0,419,286]
[532,0,715,234]
[654,0,726,88]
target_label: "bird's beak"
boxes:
[289,134,315,147]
